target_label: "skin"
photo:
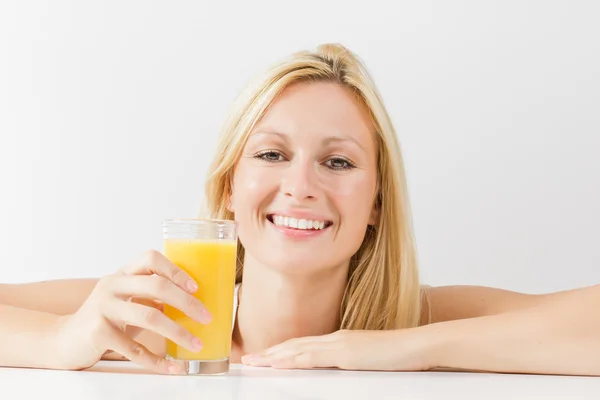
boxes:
[1,81,599,375]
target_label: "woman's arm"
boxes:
[420,284,563,324]
[0,279,100,315]
[0,279,99,367]
[0,250,208,373]
[0,304,65,368]
[420,283,600,376]
[242,284,600,376]
[0,279,165,360]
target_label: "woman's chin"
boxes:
[260,255,342,277]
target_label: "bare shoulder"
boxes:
[419,284,546,325]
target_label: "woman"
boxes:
[1,43,599,376]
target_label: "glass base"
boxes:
[166,356,229,375]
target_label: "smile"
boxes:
[266,214,333,231]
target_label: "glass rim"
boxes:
[162,218,236,226]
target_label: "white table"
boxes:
[2,361,599,399]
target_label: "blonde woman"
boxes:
[1,44,599,376]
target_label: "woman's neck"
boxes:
[232,255,348,357]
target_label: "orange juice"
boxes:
[163,239,237,361]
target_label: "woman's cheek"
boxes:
[324,172,376,198]
[324,173,377,229]
[233,166,279,211]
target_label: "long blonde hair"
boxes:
[204,43,425,330]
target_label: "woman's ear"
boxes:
[368,205,379,225]
[226,187,235,213]
[368,192,380,225]
[226,195,234,213]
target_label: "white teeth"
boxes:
[270,215,329,230]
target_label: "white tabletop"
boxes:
[1,361,599,399]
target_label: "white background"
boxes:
[1,1,598,293]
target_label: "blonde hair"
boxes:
[204,43,426,330]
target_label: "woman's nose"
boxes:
[280,159,319,201]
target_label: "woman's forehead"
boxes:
[250,82,376,149]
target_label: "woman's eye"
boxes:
[255,151,284,162]
[325,157,355,171]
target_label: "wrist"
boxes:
[50,314,83,370]
[36,314,68,369]
[0,307,69,370]
[418,323,451,370]
[391,324,447,371]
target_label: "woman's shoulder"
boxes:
[419,284,541,325]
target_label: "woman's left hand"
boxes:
[241,329,434,371]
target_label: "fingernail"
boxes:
[202,308,213,324]
[192,337,203,351]
[186,279,198,293]
[242,354,263,364]
[241,355,255,364]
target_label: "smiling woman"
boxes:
[204,48,421,335]
[222,80,393,354]
[204,58,424,357]
[1,43,600,377]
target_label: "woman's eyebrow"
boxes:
[249,131,289,141]
[322,135,367,154]
[250,131,366,154]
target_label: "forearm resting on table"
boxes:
[0,304,65,369]
[420,284,600,376]
[0,280,165,365]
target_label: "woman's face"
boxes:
[230,82,378,276]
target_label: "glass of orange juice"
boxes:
[162,218,237,375]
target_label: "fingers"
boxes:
[274,351,337,369]
[243,349,334,369]
[121,250,198,295]
[104,300,203,355]
[110,275,212,324]
[107,327,183,375]
[259,336,321,357]
[242,339,334,369]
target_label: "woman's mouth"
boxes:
[266,214,333,231]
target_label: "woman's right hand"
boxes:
[54,250,211,374]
